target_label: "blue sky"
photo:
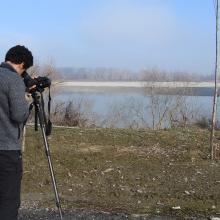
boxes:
[0,0,216,75]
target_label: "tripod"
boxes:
[30,90,63,220]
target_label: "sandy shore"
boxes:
[54,81,219,88]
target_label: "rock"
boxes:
[172,206,181,210]
[67,172,72,177]
[184,190,190,195]
[103,168,114,173]
[212,205,216,209]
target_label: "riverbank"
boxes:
[54,81,220,89]
[21,126,220,219]
[53,81,219,96]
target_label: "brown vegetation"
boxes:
[22,127,220,218]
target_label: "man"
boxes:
[0,45,33,220]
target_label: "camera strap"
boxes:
[46,86,52,136]
[41,89,52,136]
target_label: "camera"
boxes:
[21,71,51,92]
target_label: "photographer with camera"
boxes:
[0,45,33,220]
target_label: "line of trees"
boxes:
[56,67,215,82]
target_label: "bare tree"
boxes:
[143,79,201,130]
[210,0,219,160]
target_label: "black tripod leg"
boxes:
[37,103,63,220]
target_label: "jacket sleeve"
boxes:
[8,77,29,124]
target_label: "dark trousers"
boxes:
[0,151,22,220]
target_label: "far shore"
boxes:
[53,81,220,88]
[52,81,219,96]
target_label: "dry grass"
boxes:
[21,126,220,218]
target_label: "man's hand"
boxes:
[27,85,36,93]
[25,93,32,103]
[25,85,36,103]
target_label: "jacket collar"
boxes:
[0,62,17,73]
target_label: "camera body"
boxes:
[21,71,51,92]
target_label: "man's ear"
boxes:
[21,62,25,69]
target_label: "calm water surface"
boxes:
[51,87,220,127]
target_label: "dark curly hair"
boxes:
[5,45,33,69]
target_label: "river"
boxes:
[51,83,220,128]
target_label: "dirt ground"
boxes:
[18,209,209,220]
[21,126,220,219]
